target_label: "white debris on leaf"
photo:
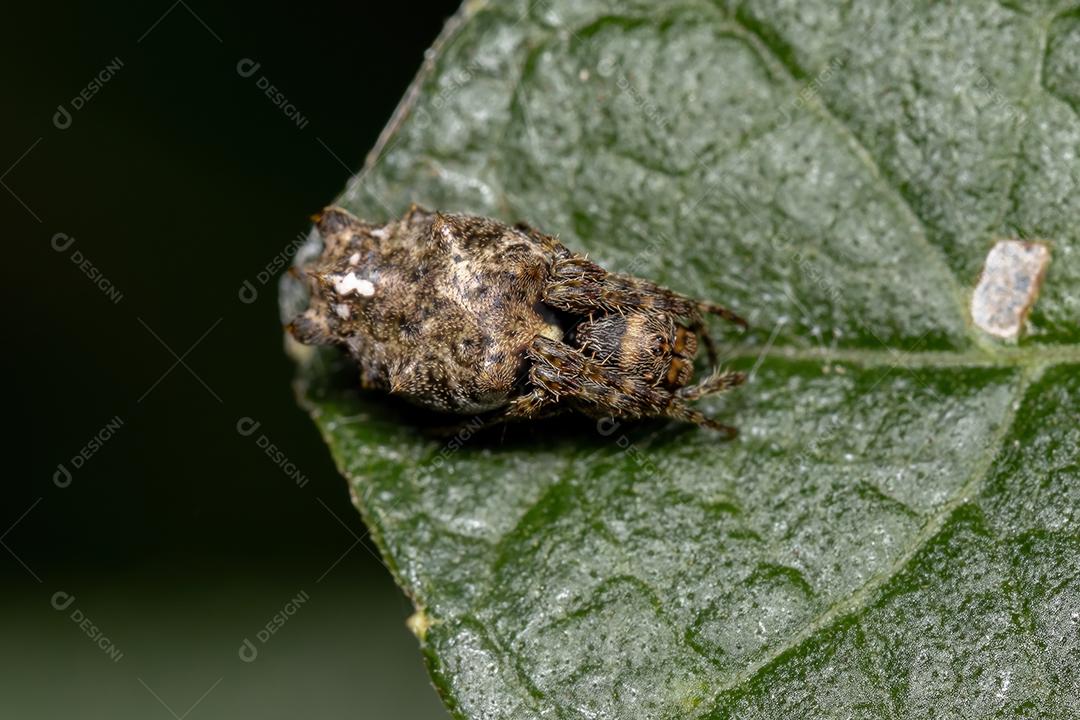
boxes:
[970,240,1050,342]
[406,608,433,640]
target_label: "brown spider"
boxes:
[289,205,747,435]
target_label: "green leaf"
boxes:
[281,0,1080,716]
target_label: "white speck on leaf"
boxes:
[996,670,1012,700]
[970,240,1050,341]
[406,608,433,640]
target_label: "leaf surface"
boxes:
[282,1,1080,716]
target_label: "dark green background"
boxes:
[4,2,458,717]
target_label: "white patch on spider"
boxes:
[348,252,360,265]
[970,239,1050,342]
[371,227,389,240]
[333,271,375,298]
[334,303,351,319]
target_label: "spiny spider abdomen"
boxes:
[289,205,746,435]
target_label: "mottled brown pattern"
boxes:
[290,205,746,433]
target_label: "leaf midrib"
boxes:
[719,342,1080,369]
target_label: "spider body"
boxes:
[571,312,698,389]
[289,205,746,434]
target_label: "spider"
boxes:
[289,205,747,435]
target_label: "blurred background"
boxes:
[3,1,461,717]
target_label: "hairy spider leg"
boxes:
[677,369,746,401]
[543,253,746,364]
[499,336,738,435]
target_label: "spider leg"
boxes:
[513,336,737,434]
[543,252,748,329]
[505,387,561,421]
[689,318,719,368]
[677,369,746,402]
[454,370,564,432]
[405,202,433,223]
[428,398,561,437]
[662,405,739,438]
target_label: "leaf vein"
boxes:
[724,3,980,344]
[703,362,1043,707]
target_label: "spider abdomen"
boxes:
[291,206,560,413]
